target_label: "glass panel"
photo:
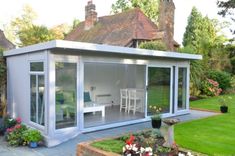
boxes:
[30,62,44,71]
[30,75,37,122]
[38,75,45,125]
[55,62,77,129]
[84,63,146,128]
[147,67,171,115]
[30,75,45,126]
[178,68,187,110]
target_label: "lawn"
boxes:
[91,139,125,154]
[175,94,235,155]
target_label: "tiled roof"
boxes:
[0,30,15,50]
[65,8,162,46]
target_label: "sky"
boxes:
[0,0,233,45]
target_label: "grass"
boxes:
[148,85,170,113]
[175,94,235,155]
[91,139,125,154]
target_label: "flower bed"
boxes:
[0,115,43,147]
[77,129,195,156]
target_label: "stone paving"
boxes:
[0,110,218,156]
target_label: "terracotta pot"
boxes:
[151,119,162,129]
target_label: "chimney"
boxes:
[85,0,97,30]
[158,0,175,51]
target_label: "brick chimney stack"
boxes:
[158,0,175,51]
[85,0,97,30]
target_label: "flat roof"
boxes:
[3,40,202,60]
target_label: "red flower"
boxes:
[126,134,135,145]
[16,117,21,124]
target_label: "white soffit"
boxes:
[4,40,202,60]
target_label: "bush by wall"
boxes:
[207,70,231,91]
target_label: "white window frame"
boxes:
[146,65,173,118]
[29,61,45,130]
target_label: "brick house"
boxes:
[65,0,179,51]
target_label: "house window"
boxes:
[30,62,45,126]
[55,62,77,129]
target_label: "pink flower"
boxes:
[16,117,21,124]
[14,124,21,129]
[6,128,13,133]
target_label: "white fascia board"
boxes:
[4,40,202,60]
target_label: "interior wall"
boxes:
[84,63,146,105]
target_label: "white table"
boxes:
[84,102,105,117]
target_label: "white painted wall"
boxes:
[7,51,47,133]
[84,63,146,105]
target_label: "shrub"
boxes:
[201,79,222,96]
[207,70,231,91]
[23,129,43,143]
[230,57,235,74]
[139,41,168,51]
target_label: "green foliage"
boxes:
[207,70,231,91]
[6,124,28,146]
[111,0,132,14]
[111,0,159,23]
[18,25,54,47]
[183,7,217,51]
[139,41,167,51]
[179,46,204,96]
[23,129,43,143]
[231,56,235,74]
[0,48,6,86]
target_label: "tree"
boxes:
[111,0,132,14]
[111,0,159,23]
[183,7,217,52]
[217,0,235,34]
[0,47,7,117]
[8,4,37,45]
[18,25,54,46]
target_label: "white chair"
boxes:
[128,89,142,115]
[120,89,128,112]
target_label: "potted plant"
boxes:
[23,129,43,148]
[218,96,232,113]
[149,106,162,129]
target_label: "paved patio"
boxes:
[0,110,218,156]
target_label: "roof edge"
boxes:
[4,40,202,60]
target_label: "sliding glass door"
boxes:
[147,67,171,115]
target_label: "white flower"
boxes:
[178,152,185,156]
[187,152,193,156]
[145,147,152,152]
[140,147,145,153]
[122,146,126,153]
[132,146,138,152]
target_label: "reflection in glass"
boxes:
[147,67,171,115]
[178,68,187,110]
[30,75,45,125]
[30,62,44,71]
[55,62,77,129]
